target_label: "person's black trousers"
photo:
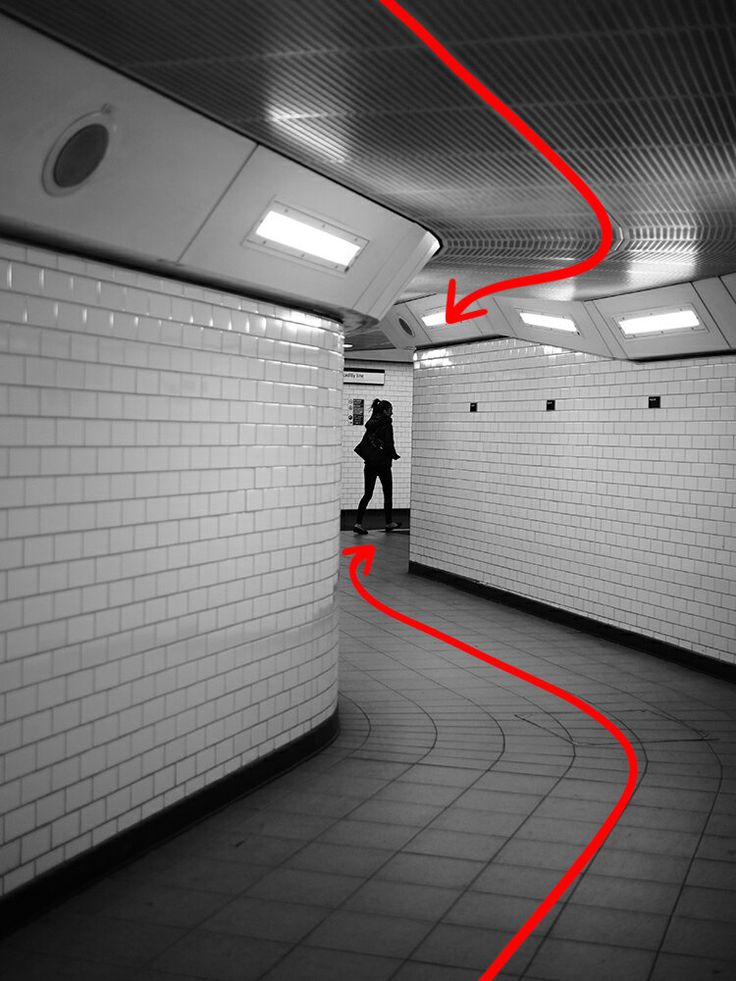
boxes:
[356,464,392,525]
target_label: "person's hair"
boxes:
[371,398,393,415]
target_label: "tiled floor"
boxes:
[2,532,735,980]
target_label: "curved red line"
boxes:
[376,0,614,315]
[343,545,638,980]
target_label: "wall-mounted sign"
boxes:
[348,398,364,425]
[345,368,385,385]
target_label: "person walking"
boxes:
[353,398,402,535]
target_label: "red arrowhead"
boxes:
[342,543,375,577]
[445,278,487,324]
[379,0,614,335]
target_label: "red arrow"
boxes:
[377,0,614,324]
[342,543,638,980]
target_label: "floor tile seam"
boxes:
[552,776,710,794]
[65,876,261,908]
[0,944,192,975]
[24,888,335,937]
[335,722,442,733]
[192,658,456,979]
[386,657,648,718]
[387,930,662,981]
[467,886,681,915]
[519,809,706,833]
[241,678,569,977]
[523,928,717,955]
[441,905,672,943]
[497,697,650,978]
[657,909,736,927]
[142,924,294,976]
[552,896,734,932]
[142,722,428,967]
[339,605,619,778]
[420,595,732,718]
[263,946,404,981]
[325,674,535,821]
[518,939,658,981]
[641,739,726,981]
[336,690,375,759]
[90,856,290,974]
[340,653,527,786]
[241,840,459,977]
[339,656,443,766]
[235,892,500,929]
[389,712,587,978]
[403,955,525,980]
[340,668,568,780]
[587,814,710,833]
[350,736,501,746]
[5,915,194,972]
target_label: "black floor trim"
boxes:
[340,508,410,531]
[0,707,339,938]
[409,561,736,683]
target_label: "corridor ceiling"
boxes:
[2,0,736,350]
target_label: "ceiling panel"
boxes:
[2,0,735,344]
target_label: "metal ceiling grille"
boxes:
[2,0,735,311]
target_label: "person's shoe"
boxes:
[353,523,368,535]
[385,521,402,532]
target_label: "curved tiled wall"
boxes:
[0,238,342,896]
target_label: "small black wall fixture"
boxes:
[42,107,116,196]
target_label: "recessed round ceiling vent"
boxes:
[398,317,414,336]
[43,108,116,196]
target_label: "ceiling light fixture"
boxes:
[519,311,578,333]
[250,203,366,271]
[422,310,447,327]
[616,308,701,336]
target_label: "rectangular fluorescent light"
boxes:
[422,310,447,327]
[617,308,701,336]
[519,311,578,332]
[251,205,365,270]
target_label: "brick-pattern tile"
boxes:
[0,239,341,894]
[412,338,736,663]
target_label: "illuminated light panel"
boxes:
[254,209,363,269]
[617,308,701,336]
[519,311,578,332]
[422,310,447,327]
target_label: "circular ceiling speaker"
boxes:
[398,316,414,336]
[42,108,116,196]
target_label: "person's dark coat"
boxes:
[365,414,400,468]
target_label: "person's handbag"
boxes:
[354,431,385,467]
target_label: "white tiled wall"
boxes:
[342,360,413,511]
[0,238,342,896]
[412,338,736,664]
